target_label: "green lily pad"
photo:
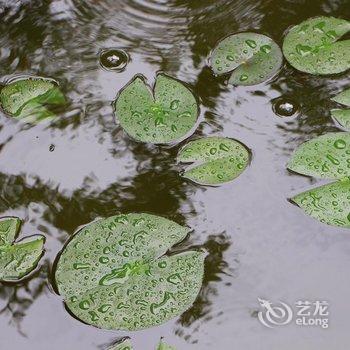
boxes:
[292,179,350,228]
[331,109,350,130]
[0,217,45,281]
[109,338,132,350]
[209,32,283,86]
[114,74,199,144]
[287,132,350,179]
[54,213,205,331]
[177,137,250,186]
[332,88,350,106]
[283,16,350,75]
[0,77,65,122]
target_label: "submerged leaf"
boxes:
[114,74,199,144]
[108,338,133,350]
[178,137,250,186]
[292,179,350,228]
[283,16,350,75]
[55,213,205,331]
[0,77,65,122]
[332,88,350,106]
[0,217,44,281]
[287,132,350,179]
[210,33,282,86]
[331,109,350,130]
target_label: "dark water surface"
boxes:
[0,0,350,349]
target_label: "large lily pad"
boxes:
[283,16,350,75]
[54,213,205,330]
[292,179,350,228]
[177,137,250,186]
[0,217,45,281]
[209,32,283,86]
[287,132,350,179]
[0,77,65,122]
[114,74,199,144]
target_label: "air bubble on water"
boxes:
[49,144,55,152]
[99,48,129,72]
[272,97,299,117]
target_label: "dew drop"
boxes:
[239,74,248,82]
[334,139,346,149]
[245,39,257,49]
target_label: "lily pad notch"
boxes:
[54,213,205,330]
[0,216,45,282]
[209,32,283,86]
[287,132,350,228]
[178,137,250,186]
[331,88,350,130]
[114,73,200,144]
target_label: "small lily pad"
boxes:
[178,137,250,186]
[54,213,205,330]
[332,88,350,106]
[156,340,176,350]
[114,74,199,144]
[331,109,350,130]
[209,32,283,86]
[0,77,65,122]
[283,16,350,75]
[292,179,350,228]
[0,217,45,281]
[287,132,350,179]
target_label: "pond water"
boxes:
[0,0,349,349]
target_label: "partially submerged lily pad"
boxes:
[54,213,205,330]
[0,77,65,122]
[332,88,350,106]
[287,132,350,179]
[331,109,350,130]
[283,16,350,75]
[108,338,132,350]
[114,74,199,144]
[292,179,350,228]
[178,137,250,186]
[210,32,283,85]
[0,217,45,281]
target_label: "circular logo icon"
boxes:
[258,298,293,328]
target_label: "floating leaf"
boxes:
[0,77,65,122]
[283,16,350,75]
[108,338,133,350]
[0,217,44,281]
[114,74,199,144]
[156,339,176,350]
[331,109,350,130]
[287,132,350,179]
[54,213,205,330]
[178,137,250,186]
[209,33,283,86]
[292,179,350,228]
[332,88,350,106]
